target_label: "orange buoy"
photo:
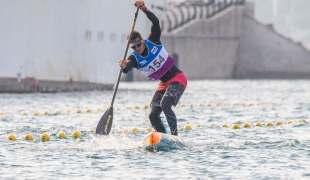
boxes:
[144,105,149,109]
[184,125,192,130]
[195,124,202,128]
[221,124,229,128]
[243,122,251,128]
[40,133,50,142]
[232,124,240,129]
[145,132,162,146]
[24,134,34,141]
[287,120,293,124]
[266,122,273,127]
[7,134,17,141]
[145,127,153,132]
[297,119,303,123]
[255,122,262,127]
[275,121,283,125]
[209,123,216,127]
[72,130,82,139]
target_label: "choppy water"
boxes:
[1,80,310,179]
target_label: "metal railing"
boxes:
[160,0,245,33]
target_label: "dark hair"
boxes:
[127,30,142,41]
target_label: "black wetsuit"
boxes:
[122,9,184,136]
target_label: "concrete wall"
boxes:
[163,6,244,79]
[235,15,310,79]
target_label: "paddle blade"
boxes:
[95,106,113,135]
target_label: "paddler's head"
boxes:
[127,30,145,54]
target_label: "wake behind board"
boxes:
[143,131,188,151]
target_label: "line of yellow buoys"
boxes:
[0,102,267,116]
[184,119,309,130]
[6,119,309,141]
[6,130,87,142]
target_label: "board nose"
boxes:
[145,131,162,146]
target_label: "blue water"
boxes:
[1,80,310,179]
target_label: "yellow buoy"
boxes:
[195,124,202,128]
[275,121,283,125]
[144,105,149,109]
[209,123,216,127]
[197,103,203,107]
[221,124,229,128]
[180,104,186,107]
[216,103,220,106]
[189,104,193,107]
[89,129,95,133]
[7,134,17,141]
[76,109,82,113]
[297,119,303,123]
[57,131,67,139]
[43,111,49,115]
[308,120,310,123]
[134,105,140,109]
[54,110,60,115]
[243,122,251,128]
[115,107,121,111]
[24,134,34,141]
[255,122,262,127]
[0,112,3,115]
[266,122,273,126]
[118,129,127,134]
[231,124,240,129]
[66,110,71,113]
[22,111,28,116]
[126,106,131,110]
[248,103,253,106]
[287,120,293,124]
[33,112,39,116]
[131,127,139,133]
[184,125,192,130]
[86,109,92,113]
[40,133,50,142]
[97,108,102,112]
[72,130,82,139]
[145,127,153,132]
[206,103,212,107]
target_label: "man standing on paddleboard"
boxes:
[119,0,187,136]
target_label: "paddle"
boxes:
[96,6,140,135]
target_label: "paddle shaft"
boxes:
[110,7,140,106]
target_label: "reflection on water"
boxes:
[1,80,310,179]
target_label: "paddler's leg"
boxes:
[161,97,178,135]
[161,82,185,136]
[149,90,166,133]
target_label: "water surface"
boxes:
[1,80,310,179]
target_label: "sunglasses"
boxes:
[130,43,142,49]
